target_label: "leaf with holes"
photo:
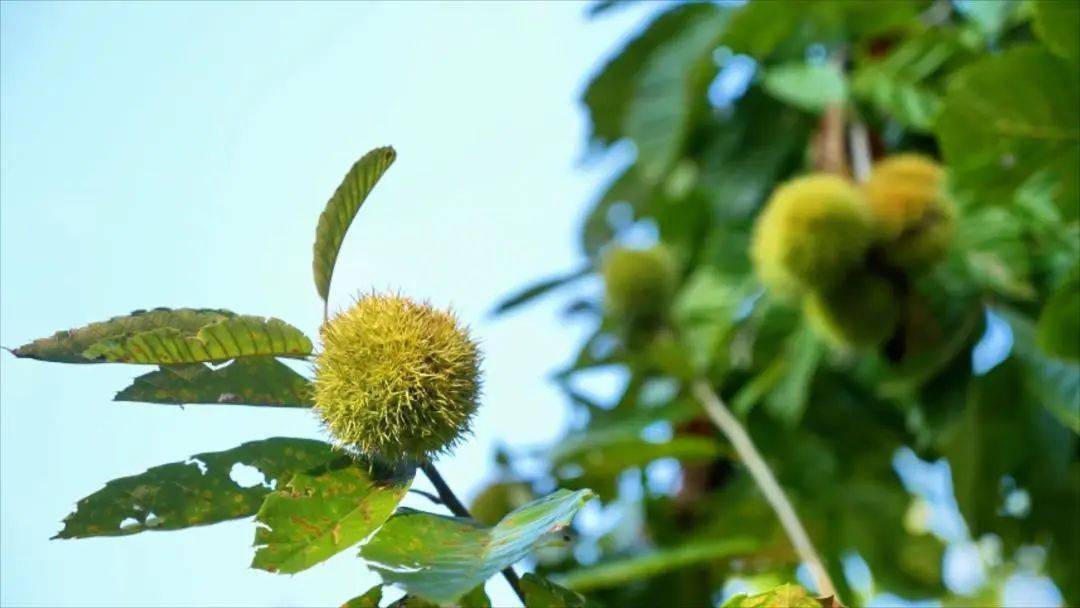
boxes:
[55,438,338,539]
[114,357,313,407]
[313,146,397,304]
[82,315,312,364]
[360,489,595,604]
[252,458,415,574]
[9,308,235,363]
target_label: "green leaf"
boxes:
[82,315,313,364]
[520,573,590,608]
[252,458,415,574]
[554,537,759,592]
[553,434,724,480]
[1032,0,1080,64]
[936,46,1080,221]
[10,308,234,363]
[672,267,756,373]
[851,32,961,132]
[762,62,847,113]
[342,586,383,608]
[492,266,591,317]
[583,3,720,146]
[54,438,339,539]
[313,146,397,304]
[458,586,491,608]
[625,5,727,183]
[764,325,823,427]
[581,166,649,258]
[114,357,312,407]
[1037,267,1080,362]
[360,489,595,604]
[720,583,819,608]
[1003,309,1080,434]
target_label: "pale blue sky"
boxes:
[0,2,655,606]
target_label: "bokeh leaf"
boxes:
[937,46,1080,220]
[555,537,759,592]
[720,583,820,608]
[10,308,234,363]
[55,438,338,539]
[114,357,312,407]
[82,315,313,364]
[762,62,846,113]
[625,5,726,183]
[252,458,415,574]
[583,3,719,146]
[1032,0,1080,64]
[1036,267,1080,362]
[520,573,590,608]
[313,146,397,304]
[492,266,591,317]
[360,489,595,604]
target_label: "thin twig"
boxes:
[408,488,444,505]
[420,462,527,605]
[690,379,839,600]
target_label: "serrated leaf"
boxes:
[762,62,847,113]
[1032,0,1080,64]
[313,146,397,304]
[342,586,383,608]
[360,489,595,604]
[55,438,338,539]
[936,46,1080,221]
[82,315,313,364]
[115,357,313,407]
[625,5,727,183]
[252,458,415,574]
[521,573,590,608]
[583,4,719,146]
[492,266,591,317]
[9,308,234,363]
[554,537,758,592]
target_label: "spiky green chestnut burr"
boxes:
[863,154,956,272]
[313,294,481,463]
[751,174,874,297]
[803,271,900,348]
[601,244,678,326]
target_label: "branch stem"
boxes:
[690,380,839,600]
[419,462,526,604]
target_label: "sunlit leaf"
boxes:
[555,537,759,592]
[252,458,415,574]
[937,46,1080,220]
[115,357,312,407]
[360,489,595,604]
[82,315,313,364]
[313,146,397,304]
[720,583,819,608]
[10,308,234,364]
[55,438,338,539]
[342,586,383,608]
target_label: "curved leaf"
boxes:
[9,308,234,363]
[82,315,313,364]
[553,537,758,592]
[114,357,313,407]
[491,266,590,317]
[936,46,1080,220]
[521,573,590,608]
[313,146,397,304]
[252,458,415,574]
[55,438,338,539]
[342,586,383,608]
[762,62,847,113]
[721,584,820,608]
[360,489,595,604]
[1032,0,1079,64]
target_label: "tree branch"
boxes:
[690,379,839,600]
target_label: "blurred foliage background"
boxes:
[490,1,1079,606]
